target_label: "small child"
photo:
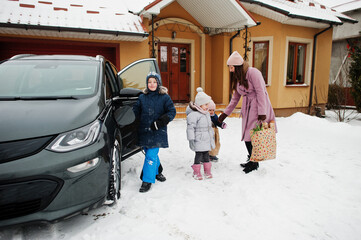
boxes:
[133,72,176,193]
[208,100,227,162]
[186,87,215,180]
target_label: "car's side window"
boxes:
[104,72,112,100]
[119,60,158,90]
[105,62,118,99]
[109,63,123,90]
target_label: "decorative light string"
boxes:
[148,18,251,57]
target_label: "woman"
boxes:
[218,51,276,173]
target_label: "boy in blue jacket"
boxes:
[133,72,176,193]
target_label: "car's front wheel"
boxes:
[105,139,121,205]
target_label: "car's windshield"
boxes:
[0,60,99,98]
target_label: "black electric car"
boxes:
[0,54,159,227]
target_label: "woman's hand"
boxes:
[258,115,266,121]
[218,113,228,123]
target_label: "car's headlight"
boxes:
[47,121,101,152]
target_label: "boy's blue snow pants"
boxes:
[142,147,160,183]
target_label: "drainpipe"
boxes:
[230,30,240,55]
[308,25,333,114]
[151,14,156,58]
[228,30,241,100]
[243,26,249,60]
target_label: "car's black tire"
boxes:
[106,139,121,205]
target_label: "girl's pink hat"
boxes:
[227,51,244,66]
[208,100,216,110]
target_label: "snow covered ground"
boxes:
[1,111,361,240]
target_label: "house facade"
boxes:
[0,0,356,116]
[329,1,361,106]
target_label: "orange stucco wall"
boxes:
[118,40,149,69]
[210,35,230,104]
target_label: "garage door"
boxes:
[0,37,118,67]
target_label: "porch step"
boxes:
[174,103,240,119]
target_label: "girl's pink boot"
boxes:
[203,162,213,179]
[191,164,203,180]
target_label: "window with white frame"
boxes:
[253,41,269,84]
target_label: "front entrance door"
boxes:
[158,43,190,102]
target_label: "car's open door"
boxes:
[115,59,160,160]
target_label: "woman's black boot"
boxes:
[240,155,250,168]
[243,161,259,174]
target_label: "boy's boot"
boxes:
[243,161,259,174]
[156,173,166,182]
[203,162,213,179]
[139,182,152,193]
[191,164,203,180]
[240,155,251,168]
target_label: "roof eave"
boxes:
[0,23,149,38]
[241,0,346,26]
[336,17,358,24]
[287,14,342,26]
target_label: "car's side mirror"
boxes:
[112,88,142,126]
[114,105,135,126]
[118,88,143,99]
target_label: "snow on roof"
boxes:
[332,0,361,13]
[242,0,357,27]
[141,0,257,34]
[0,0,357,40]
[124,0,154,14]
[0,0,149,41]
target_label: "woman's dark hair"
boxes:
[230,63,249,90]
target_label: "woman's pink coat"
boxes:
[224,67,276,141]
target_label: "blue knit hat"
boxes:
[146,72,162,90]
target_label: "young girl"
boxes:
[208,100,227,162]
[186,87,215,180]
[218,51,277,174]
[133,72,176,192]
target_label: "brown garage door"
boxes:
[0,37,118,67]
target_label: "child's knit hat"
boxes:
[146,72,162,89]
[227,51,244,66]
[194,87,212,106]
[208,100,216,110]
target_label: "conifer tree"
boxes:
[348,44,361,112]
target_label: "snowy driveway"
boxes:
[1,112,361,240]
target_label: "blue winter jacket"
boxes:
[210,114,223,128]
[133,86,176,148]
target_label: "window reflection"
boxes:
[172,47,178,64]
[120,61,157,89]
[180,48,187,72]
[253,41,269,84]
[287,42,306,85]
[160,46,167,72]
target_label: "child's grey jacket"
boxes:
[186,102,215,152]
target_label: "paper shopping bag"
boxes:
[249,122,276,162]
